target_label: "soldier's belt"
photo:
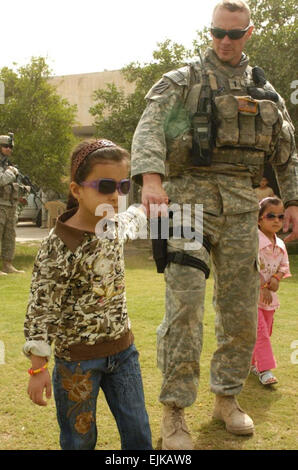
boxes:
[212,147,265,165]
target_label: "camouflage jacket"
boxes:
[23,205,147,362]
[131,47,298,211]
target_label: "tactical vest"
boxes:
[161,50,289,178]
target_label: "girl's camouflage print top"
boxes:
[23,205,147,362]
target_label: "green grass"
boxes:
[0,241,297,450]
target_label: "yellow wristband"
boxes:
[28,363,48,376]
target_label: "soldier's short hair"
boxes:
[213,1,251,24]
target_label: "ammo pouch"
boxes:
[214,95,282,154]
[269,120,293,165]
[0,183,14,202]
[151,216,211,278]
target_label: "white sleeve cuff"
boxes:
[23,340,52,360]
[125,204,147,221]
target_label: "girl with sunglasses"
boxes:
[23,139,152,450]
[251,197,291,386]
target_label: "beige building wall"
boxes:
[49,70,135,137]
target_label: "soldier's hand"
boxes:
[7,165,19,176]
[283,206,298,242]
[142,173,169,217]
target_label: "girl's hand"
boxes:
[27,370,52,406]
[260,287,272,305]
[268,277,279,292]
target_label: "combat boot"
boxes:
[213,395,254,435]
[2,261,25,274]
[161,405,194,450]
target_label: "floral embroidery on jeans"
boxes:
[75,412,95,435]
[59,364,94,434]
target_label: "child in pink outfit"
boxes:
[252,197,291,385]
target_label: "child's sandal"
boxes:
[259,370,278,385]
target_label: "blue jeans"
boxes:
[52,344,152,450]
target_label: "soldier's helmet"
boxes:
[0,133,14,148]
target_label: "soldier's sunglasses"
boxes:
[262,213,285,221]
[80,178,131,195]
[211,25,250,40]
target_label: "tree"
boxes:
[246,0,298,128]
[0,57,77,193]
[90,40,193,151]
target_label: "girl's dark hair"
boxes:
[259,196,284,219]
[67,139,130,210]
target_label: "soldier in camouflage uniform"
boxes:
[131,0,298,449]
[0,134,25,274]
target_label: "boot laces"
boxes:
[169,407,186,431]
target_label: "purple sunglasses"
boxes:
[80,178,131,195]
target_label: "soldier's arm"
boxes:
[265,84,298,205]
[131,77,186,182]
[0,166,17,187]
[266,85,298,240]
[131,77,185,212]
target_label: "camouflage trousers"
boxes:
[157,209,259,408]
[0,205,17,261]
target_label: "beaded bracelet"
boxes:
[261,283,269,289]
[28,363,48,376]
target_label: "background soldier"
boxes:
[131,0,298,450]
[0,134,26,274]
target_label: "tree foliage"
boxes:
[90,40,194,150]
[246,0,298,126]
[0,57,77,192]
[90,0,297,150]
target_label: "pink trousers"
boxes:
[252,307,277,372]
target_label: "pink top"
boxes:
[258,229,291,310]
